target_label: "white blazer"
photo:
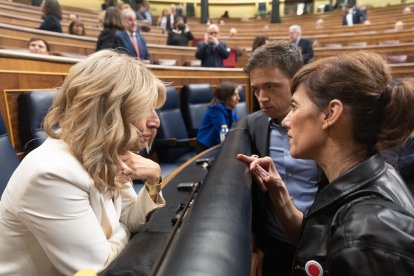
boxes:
[0,138,165,275]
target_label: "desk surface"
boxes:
[100,147,220,275]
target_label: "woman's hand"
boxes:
[236,154,284,193]
[119,151,161,184]
[237,153,304,244]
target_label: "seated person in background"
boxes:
[394,20,404,32]
[221,10,230,19]
[195,24,230,67]
[115,8,151,61]
[68,13,78,22]
[96,7,124,51]
[252,35,269,52]
[28,37,50,54]
[68,19,86,36]
[157,9,169,34]
[229,27,237,37]
[238,51,414,275]
[196,82,240,153]
[403,6,412,14]
[136,3,149,25]
[288,25,313,64]
[315,18,324,29]
[166,16,194,46]
[38,0,62,33]
[0,50,166,275]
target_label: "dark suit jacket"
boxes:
[195,41,230,67]
[235,111,270,249]
[115,31,151,60]
[298,38,313,64]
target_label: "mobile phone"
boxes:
[254,164,269,180]
[177,182,196,191]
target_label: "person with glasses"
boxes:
[195,24,229,67]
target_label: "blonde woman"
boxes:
[0,50,166,275]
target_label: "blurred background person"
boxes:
[196,82,240,153]
[0,49,166,275]
[251,35,269,52]
[315,18,324,29]
[38,0,62,33]
[68,19,86,36]
[166,16,194,46]
[115,8,151,61]
[288,25,313,64]
[96,7,124,51]
[195,24,229,67]
[394,20,404,32]
[157,9,169,34]
[403,6,412,14]
[229,27,238,37]
[165,4,177,32]
[28,37,50,54]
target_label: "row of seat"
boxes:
[153,84,247,176]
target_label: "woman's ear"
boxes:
[322,99,343,130]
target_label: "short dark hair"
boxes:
[244,40,303,79]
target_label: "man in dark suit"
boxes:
[288,25,313,64]
[115,8,151,61]
[195,24,229,67]
[236,41,320,276]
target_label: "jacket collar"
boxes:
[308,154,385,215]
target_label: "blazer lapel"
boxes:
[250,112,270,157]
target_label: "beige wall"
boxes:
[57,0,412,18]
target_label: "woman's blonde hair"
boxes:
[44,50,166,196]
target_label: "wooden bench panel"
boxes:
[0,50,250,154]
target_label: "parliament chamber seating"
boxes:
[0,113,20,196]
[18,90,56,155]
[180,83,212,138]
[155,86,197,177]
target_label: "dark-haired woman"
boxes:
[96,7,124,51]
[166,16,194,46]
[238,51,414,275]
[38,0,62,33]
[196,82,240,152]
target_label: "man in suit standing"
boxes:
[115,8,151,61]
[165,4,177,32]
[288,25,313,64]
[195,24,229,67]
[236,41,320,276]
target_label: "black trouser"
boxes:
[261,235,296,276]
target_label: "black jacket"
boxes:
[96,28,117,51]
[38,15,62,33]
[293,154,414,276]
[195,41,229,68]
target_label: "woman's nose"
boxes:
[148,110,160,129]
